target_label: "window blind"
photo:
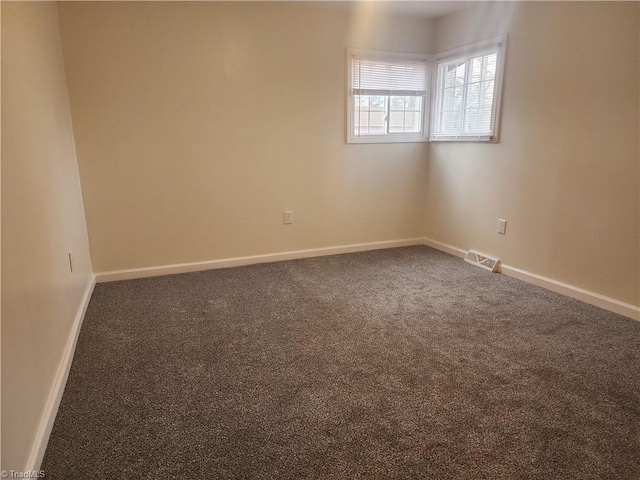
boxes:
[431,50,498,139]
[352,57,428,96]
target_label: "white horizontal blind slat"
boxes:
[352,58,428,94]
[353,89,426,96]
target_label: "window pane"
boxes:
[388,111,404,133]
[353,92,424,137]
[466,83,480,110]
[441,111,458,132]
[355,95,367,108]
[455,63,466,85]
[464,106,493,134]
[477,106,493,132]
[355,111,369,135]
[443,65,456,88]
[354,95,370,136]
[470,57,483,82]
[443,62,465,87]
[483,53,497,81]
[432,44,502,138]
[442,88,455,111]
[369,96,386,111]
[449,87,464,113]
[481,80,495,102]
[354,95,387,136]
[404,111,421,133]
[464,108,479,132]
[369,111,386,135]
[389,96,405,110]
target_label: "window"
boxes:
[347,50,430,143]
[430,37,506,142]
[346,38,506,144]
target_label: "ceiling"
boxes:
[362,1,476,19]
[306,1,477,19]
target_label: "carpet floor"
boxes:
[42,246,640,479]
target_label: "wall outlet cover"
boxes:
[497,219,507,235]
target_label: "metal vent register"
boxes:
[464,250,500,273]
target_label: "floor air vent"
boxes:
[464,250,500,273]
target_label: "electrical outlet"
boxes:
[497,219,507,235]
[284,211,294,225]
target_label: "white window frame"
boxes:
[429,35,507,143]
[346,49,431,144]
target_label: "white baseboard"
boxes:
[499,264,640,321]
[96,235,639,319]
[96,238,426,283]
[25,274,96,472]
[423,237,467,258]
[423,237,640,321]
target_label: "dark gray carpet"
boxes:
[42,246,640,479]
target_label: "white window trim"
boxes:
[429,35,507,143]
[346,48,432,144]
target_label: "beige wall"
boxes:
[57,1,431,273]
[1,2,93,470]
[1,0,637,471]
[426,1,640,307]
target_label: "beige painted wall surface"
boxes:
[426,2,640,306]
[57,2,431,273]
[1,2,93,470]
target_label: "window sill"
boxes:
[347,135,429,145]
[429,134,497,143]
